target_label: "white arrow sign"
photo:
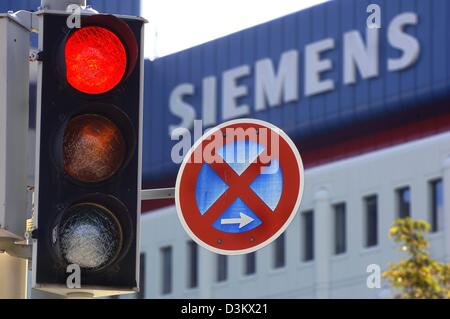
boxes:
[221,213,254,229]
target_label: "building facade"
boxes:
[140,131,450,298]
[137,0,450,299]
[2,0,450,299]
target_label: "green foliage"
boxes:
[383,218,450,299]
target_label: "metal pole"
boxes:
[0,253,27,299]
[0,13,31,300]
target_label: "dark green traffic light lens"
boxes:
[58,203,122,270]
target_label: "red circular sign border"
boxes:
[175,119,304,255]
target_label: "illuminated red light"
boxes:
[65,26,127,94]
[63,114,125,183]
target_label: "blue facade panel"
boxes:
[0,0,40,12]
[0,0,140,15]
[89,0,140,16]
[142,0,450,181]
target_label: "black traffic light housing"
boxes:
[32,11,145,297]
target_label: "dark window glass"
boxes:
[244,252,256,275]
[334,203,346,255]
[302,211,314,261]
[430,179,443,233]
[274,233,286,268]
[397,187,411,219]
[187,241,198,288]
[217,255,228,282]
[161,246,172,295]
[364,196,378,248]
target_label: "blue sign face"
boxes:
[195,140,283,234]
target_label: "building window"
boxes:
[302,210,314,261]
[244,252,256,276]
[364,195,378,248]
[396,187,411,219]
[136,252,146,299]
[273,233,286,269]
[187,241,198,289]
[429,179,443,233]
[334,203,346,255]
[217,255,228,282]
[160,246,172,295]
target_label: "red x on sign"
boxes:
[175,119,304,255]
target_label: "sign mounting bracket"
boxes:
[141,188,175,200]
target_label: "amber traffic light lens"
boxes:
[63,114,125,183]
[59,203,122,270]
[65,26,127,94]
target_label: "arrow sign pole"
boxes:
[221,213,254,229]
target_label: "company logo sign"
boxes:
[168,12,419,135]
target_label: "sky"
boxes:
[141,0,329,59]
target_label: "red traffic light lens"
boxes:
[63,114,125,183]
[65,26,127,94]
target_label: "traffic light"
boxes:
[32,12,145,297]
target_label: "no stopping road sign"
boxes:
[175,119,304,255]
